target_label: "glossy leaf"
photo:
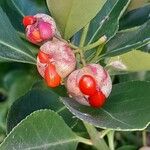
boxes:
[0,8,36,64]
[107,50,150,72]
[0,102,8,131]
[72,0,130,45]
[47,0,106,39]
[117,145,137,150]
[9,0,48,16]
[140,44,150,53]
[118,72,150,83]
[32,80,68,97]
[8,72,37,105]
[103,20,150,58]
[87,0,131,44]
[1,63,34,88]
[3,69,31,90]
[1,0,48,31]
[119,5,150,30]
[72,0,131,62]
[7,88,78,133]
[127,0,149,11]
[62,81,150,131]
[1,110,79,150]
[0,63,14,86]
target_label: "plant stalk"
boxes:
[55,35,78,49]
[78,23,90,66]
[82,35,107,52]
[79,23,90,47]
[107,130,115,150]
[142,130,147,146]
[78,137,93,146]
[69,43,79,49]
[83,122,110,150]
[90,44,105,63]
[99,129,112,138]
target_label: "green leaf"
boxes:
[118,72,150,83]
[62,81,150,131]
[8,72,37,105]
[7,88,79,133]
[107,50,150,72]
[119,5,150,30]
[103,20,150,58]
[0,63,13,86]
[127,0,149,11]
[117,145,137,150]
[9,0,48,16]
[1,110,79,150]
[1,0,48,32]
[3,68,33,89]
[46,0,106,39]
[32,80,68,97]
[0,101,8,131]
[140,44,150,53]
[0,8,36,64]
[87,0,131,44]
[72,0,130,45]
[0,89,7,102]
[72,0,131,61]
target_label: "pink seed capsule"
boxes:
[66,64,112,107]
[25,13,57,44]
[38,21,54,40]
[37,38,76,87]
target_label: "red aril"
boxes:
[23,16,35,27]
[37,51,49,63]
[79,75,97,96]
[44,63,61,88]
[88,91,106,108]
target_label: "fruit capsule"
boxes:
[66,64,112,107]
[25,13,57,44]
[37,38,76,79]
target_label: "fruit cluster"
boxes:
[23,14,112,108]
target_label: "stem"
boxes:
[90,44,105,63]
[107,130,115,150]
[69,43,79,49]
[142,130,147,146]
[73,49,80,53]
[78,137,93,145]
[78,23,90,66]
[78,48,86,66]
[99,129,112,138]
[83,122,110,150]
[55,35,78,49]
[79,23,90,47]
[76,52,82,68]
[82,35,107,52]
